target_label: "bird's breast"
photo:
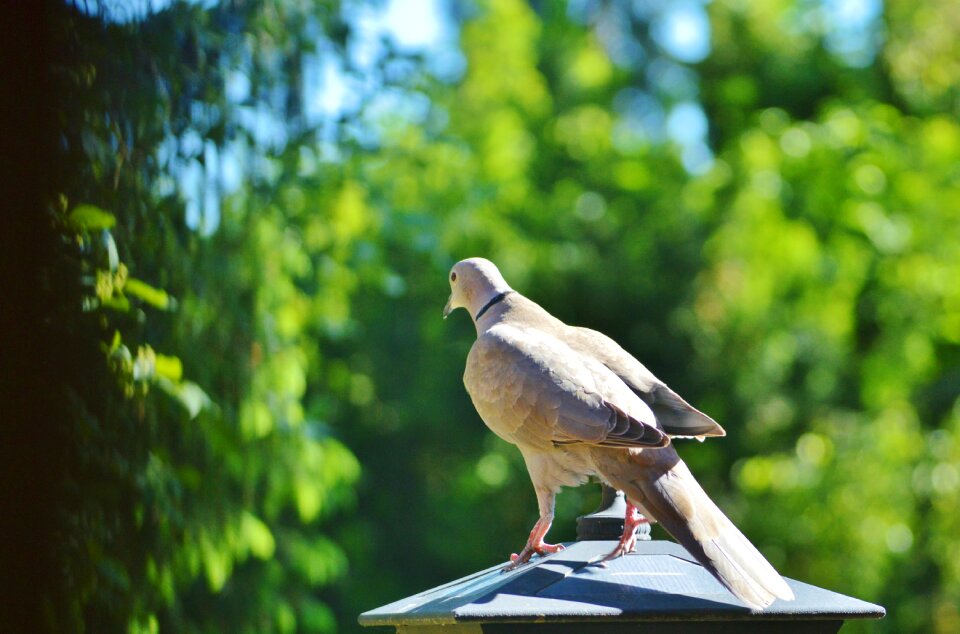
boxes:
[464,336,554,449]
[521,445,597,491]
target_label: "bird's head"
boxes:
[443,257,512,320]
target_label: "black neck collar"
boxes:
[475,291,511,321]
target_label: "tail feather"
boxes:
[619,455,794,611]
[699,523,794,610]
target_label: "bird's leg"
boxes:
[505,515,562,568]
[601,501,649,562]
[503,487,565,571]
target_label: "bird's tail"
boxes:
[617,454,795,611]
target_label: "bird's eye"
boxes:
[450,272,457,282]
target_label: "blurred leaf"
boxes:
[125,278,173,310]
[102,230,120,271]
[200,536,231,592]
[132,345,156,382]
[153,354,182,382]
[100,295,130,312]
[156,378,211,419]
[286,535,348,585]
[67,204,115,232]
[240,511,276,559]
[240,400,273,439]
[300,598,335,632]
[275,602,296,634]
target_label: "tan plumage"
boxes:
[444,257,794,611]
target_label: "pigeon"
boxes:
[443,257,794,611]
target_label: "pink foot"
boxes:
[502,516,565,571]
[600,503,648,563]
[504,540,565,570]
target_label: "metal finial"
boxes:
[576,482,650,541]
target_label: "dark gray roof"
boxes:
[359,540,885,627]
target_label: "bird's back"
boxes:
[463,294,663,451]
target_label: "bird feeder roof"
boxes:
[358,540,885,628]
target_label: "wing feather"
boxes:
[464,325,668,450]
[564,326,726,439]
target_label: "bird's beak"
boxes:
[443,295,453,319]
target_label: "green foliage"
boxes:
[68,204,117,231]
[40,0,959,633]
[689,102,960,632]
[44,1,362,631]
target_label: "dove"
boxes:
[443,257,794,611]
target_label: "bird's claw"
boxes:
[536,542,565,554]
[502,541,565,571]
[502,554,530,572]
[598,507,648,564]
[599,540,635,564]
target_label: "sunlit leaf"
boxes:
[294,476,322,522]
[200,536,231,592]
[275,602,296,634]
[125,278,173,310]
[132,345,156,382]
[100,295,130,312]
[67,204,115,232]
[102,230,120,271]
[240,511,275,559]
[240,400,273,438]
[156,378,212,419]
[154,354,183,382]
[287,535,348,585]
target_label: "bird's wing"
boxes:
[566,326,725,439]
[464,324,668,450]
